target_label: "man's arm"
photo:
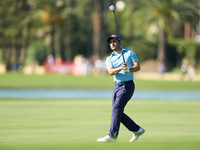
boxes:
[129,62,140,72]
[107,63,127,75]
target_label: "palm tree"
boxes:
[134,0,198,67]
[93,0,109,59]
[93,0,101,58]
[0,0,33,70]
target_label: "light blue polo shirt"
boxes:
[106,48,139,83]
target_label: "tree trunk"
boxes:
[21,25,31,66]
[93,0,101,58]
[85,2,93,57]
[157,27,166,64]
[47,25,54,56]
[127,0,134,39]
[100,0,109,58]
[65,21,72,61]
[13,34,21,71]
[184,22,191,40]
[54,24,61,59]
[3,37,12,70]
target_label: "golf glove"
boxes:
[124,67,130,73]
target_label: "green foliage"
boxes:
[0,49,2,63]
[169,38,200,67]
[25,42,47,65]
[132,0,199,66]
[0,0,199,71]
[127,40,157,62]
[122,29,157,62]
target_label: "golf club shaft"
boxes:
[113,11,125,63]
[113,11,120,38]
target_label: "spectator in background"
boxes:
[188,66,195,80]
[94,58,106,75]
[181,64,187,80]
[47,55,54,65]
[157,62,165,79]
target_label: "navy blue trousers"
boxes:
[108,80,140,138]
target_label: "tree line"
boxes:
[0,0,199,71]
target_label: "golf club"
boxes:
[109,5,125,63]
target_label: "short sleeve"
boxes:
[106,57,112,68]
[130,50,139,62]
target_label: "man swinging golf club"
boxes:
[96,5,145,143]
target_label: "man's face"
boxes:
[109,38,121,51]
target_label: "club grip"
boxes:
[122,55,125,63]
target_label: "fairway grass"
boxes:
[0,99,200,150]
[1,73,200,90]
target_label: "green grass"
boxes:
[0,73,114,89]
[0,73,200,90]
[0,99,200,150]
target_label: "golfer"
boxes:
[97,35,145,143]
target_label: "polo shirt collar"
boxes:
[111,48,125,56]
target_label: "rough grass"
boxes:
[0,99,200,150]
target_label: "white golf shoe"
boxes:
[129,127,145,142]
[97,135,116,143]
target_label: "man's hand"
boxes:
[124,67,130,73]
[120,63,130,73]
[107,63,130,75]
[120,63,127,70]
